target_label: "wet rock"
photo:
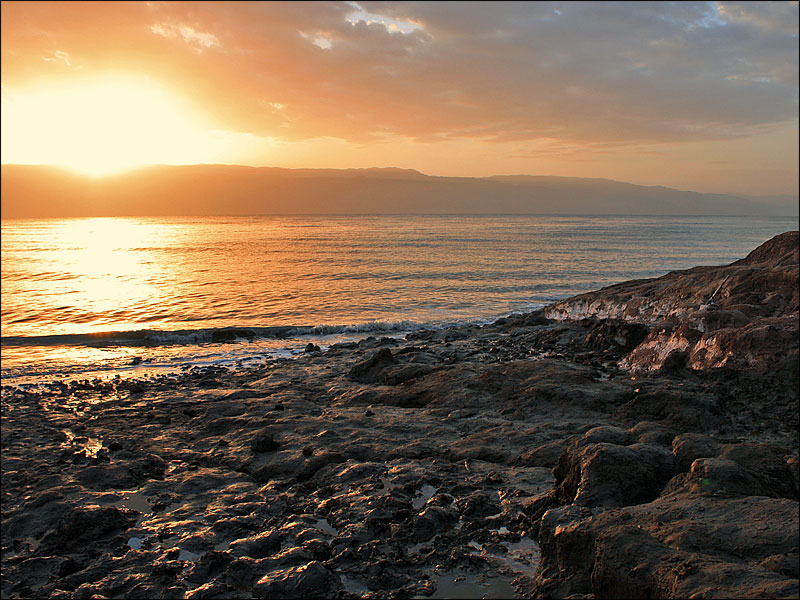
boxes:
[211,328,256,342]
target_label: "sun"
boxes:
[0,75,229,177]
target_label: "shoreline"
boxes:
[2,232,797,599]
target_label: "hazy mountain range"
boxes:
[1,164,797,218]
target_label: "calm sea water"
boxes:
[2,215,796,383]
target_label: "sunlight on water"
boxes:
[2,214,796,381]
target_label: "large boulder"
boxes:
[533,495,799,599]
[543,231,799,375]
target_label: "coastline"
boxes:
[2,232,797,599]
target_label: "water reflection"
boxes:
[2,217,177,336]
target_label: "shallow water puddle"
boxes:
[490,526,510,535]
[470,534,541,580]
[178,548,201,561]
[501,536,541,577]
[127,536,144,550]
[428,569,515,599]
[114,491,152,514]
[407,540,433,555]
[412,485,438,509]
[315,518,338,537]
[379,476,399,493]
[340,574,371,596]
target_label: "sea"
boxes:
[2,214,797,384]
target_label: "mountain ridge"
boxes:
[1,164,796,218]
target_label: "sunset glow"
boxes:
[0,77,255,177]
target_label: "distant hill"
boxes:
[1,164,797,218]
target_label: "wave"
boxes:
[1,314,537,349]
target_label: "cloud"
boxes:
[1,1,797,148]
[41,49,73,67]
[150,22,221,53]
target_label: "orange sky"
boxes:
[1,1,798,196]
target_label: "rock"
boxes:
[665,444,799,500]
[296,452,347,482]
[211,329,256,342]
[549,426,677,509]
[616,388,724,432]
[380,363,434,386]
[253,561,335,599]
[250,430,280,453]
[533,495,800,599]
[545,231,799,375]
[583,318,649,352]
[228,531,281,559]
[511,439,566,468]
[185,551,233,584]
[38,506,138,554]
[717,443,798,500]
[348,348,395,383]
[304,343,321,353]
[671,433,723,472]
[224,557,260,589]
[413,505,457,543]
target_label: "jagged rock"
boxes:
[38,506,138,554]
[228,531,281,559]
[250,430,280,453]
[544,231,799,374]
[548,426,677,509]
[583,318,649,352]
[253,561,336,598]
[533,495,800,599]
[349,348,396,383]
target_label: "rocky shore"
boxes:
[2,232,797,599]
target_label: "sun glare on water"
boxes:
[1,76,234,177]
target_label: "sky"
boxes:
[1,1,798,196]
